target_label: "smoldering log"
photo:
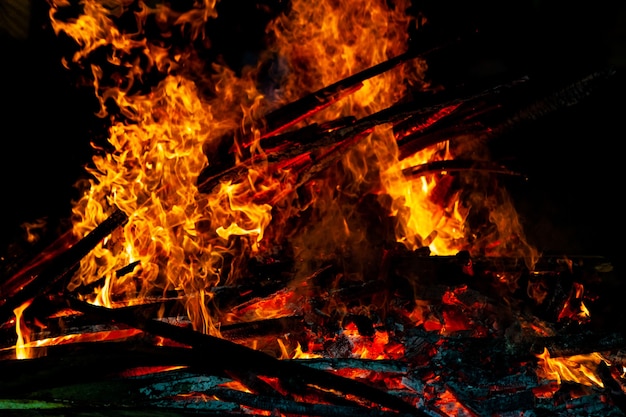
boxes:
[201,388,409,417]
[446,380,537,415]
[0,339,204,395]
[294,358,409,374]
[404,326,626,369]
[0,333,419,415]
[220,315,306,340]
[0,297,185,352]
[537,393,624,416]
[530,330,626,358]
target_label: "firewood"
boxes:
[220,315,305,340]
[64,297,425,416]
[200,387,409,417]
[294,358,409,374]
[0,339,192,395]
[530,330,626,358]
[0,298,185,352]
[198,93,469,195]
[492,68,617,135]
[396,68,617,161]
[447,380,537,415]
[0,336,416,415]
[0,209,128,325]
[0,229,78,300]
[401,159,523,179]
[199,36,461,192]
[538,393,624,416]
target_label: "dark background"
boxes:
[1,1,625,271]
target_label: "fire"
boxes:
[45,0,428,331]
[536,347,608,389]
[40,0,541,369]
[2,4,621,415]
[13,301,34,359]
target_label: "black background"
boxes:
[1,0,625,271]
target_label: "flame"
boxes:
[291,342,323,359]
[13,301,34,359]
[535,347,607,389]
[224,286,304,323]
[45,0,540,341]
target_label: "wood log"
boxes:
[198,91,473,195]
[220,315,305,340]
[201,387,409,417]
[0,335,420,415]
[0,298,185,352]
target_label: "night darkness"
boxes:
[1,0,625,271]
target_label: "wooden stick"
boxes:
[401,159,523,179]
[0,229,78,303]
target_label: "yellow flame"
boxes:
[13,302,30,359]
[12,301,45,359]
[536,347,607,388]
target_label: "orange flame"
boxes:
[45,0,539,339]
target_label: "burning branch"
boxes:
[0,209,129,325]
[200,36,462,185]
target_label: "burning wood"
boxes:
[0,209,129,324]
[1,225,624,415]
[1,0,624,416]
